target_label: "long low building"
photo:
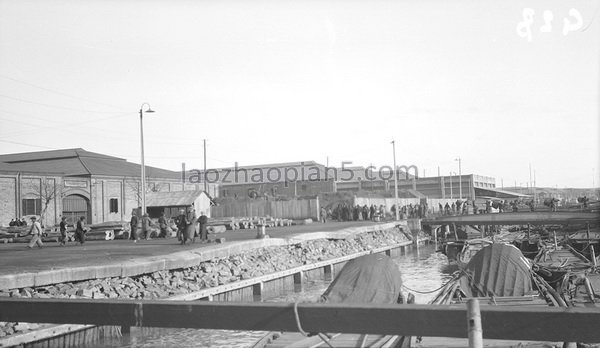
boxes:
[0,148,217,226]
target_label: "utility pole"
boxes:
[391,140,399,221]
[455,157,462,199]
[529,163,533,196]
[203,139,207,193]
[533,169,537,203]
[450,172,454,200]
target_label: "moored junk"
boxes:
[531,226,600,308]
[252,253,413,348]
[422,243,570,347]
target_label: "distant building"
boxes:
[0,148,217,226]
[184,160,523,202]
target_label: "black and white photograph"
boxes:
[0,0,599,347]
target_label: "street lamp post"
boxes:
[139,103,155,215]
[449,172,454,200]
[455,157,462,200]
[391,140,399,221]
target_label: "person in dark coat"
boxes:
[75,216,86,245]
[130,212,139,241]
[59,216,68,246]
[198,211,208,242]
[158,212,168,238]
[176,209,187,243]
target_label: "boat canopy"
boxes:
[320,253,403,304]
[459,243,533,297]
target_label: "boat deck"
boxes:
[259,332,403,348]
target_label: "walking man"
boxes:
[59,216,68,246]
[27,216,43,249]
[320,206,327,223]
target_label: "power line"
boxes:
[0,139,57,150]
[0,74,126,111]
[0,93,130,114]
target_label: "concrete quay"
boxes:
[0,221,402,291]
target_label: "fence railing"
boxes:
[1,298,599,342]
[211,198,319,220]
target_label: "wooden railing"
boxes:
[1,298,599,342]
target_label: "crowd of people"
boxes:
[326,201,430,222]
[129,205,208,245]
[8,218,28,227]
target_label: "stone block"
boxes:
[121,259,166,278]
[0,273,35,291]
[93,263,123,279]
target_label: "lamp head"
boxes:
[140,103,154,113]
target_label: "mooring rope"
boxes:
[293,301,335,348]
[293,301,308,336]
[401,279,454,294]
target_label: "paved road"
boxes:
[0,221,379,276]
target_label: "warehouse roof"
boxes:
[0,148,181,178]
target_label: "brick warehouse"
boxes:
[0,149,217,226]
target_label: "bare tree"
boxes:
[34,178,62,227]
[126,179,162,208]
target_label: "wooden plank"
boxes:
[2,299,600,342]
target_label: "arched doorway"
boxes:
[62,194,90,225]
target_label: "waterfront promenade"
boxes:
[0,221,384,290]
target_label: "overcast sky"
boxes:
[0,0,598,188]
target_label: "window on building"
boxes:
[301,183,307,191]
[22,199,41,215]
[109,198,119,213]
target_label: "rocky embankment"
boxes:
[0,227,414,337]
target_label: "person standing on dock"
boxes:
[27,216,43,249]
[198,211,208,242]
[176,209,186,243]
[183,206,197,244]
[59,216,68,246]
[141,214,151,240]
[158,213,168,238]
[74,216,86,245]
[129,211,138,242]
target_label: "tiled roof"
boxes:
[0,148,123,163]
[0,148,180,179]
[146,190,207,207]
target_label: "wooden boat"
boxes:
[532,235,600,309]
[251,253,412,348]
[416,243,566,347]
[565,228,600,261]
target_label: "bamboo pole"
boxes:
[467,299,483,348]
